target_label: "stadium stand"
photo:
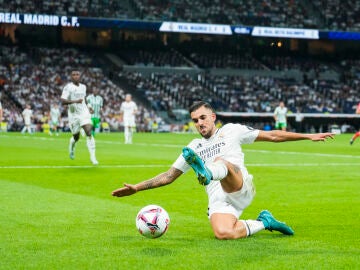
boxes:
[0,0,357,30]
[0,45,160,131]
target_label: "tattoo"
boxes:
[140,167,182,191]
[231,164,240,174]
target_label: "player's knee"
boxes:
[213,227,234,240]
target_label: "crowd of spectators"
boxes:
[1,0,359,31]
[118,48,191,67]
[0,45,159,132]
[119,70,359,117]
[190,51,266,69]
[1,44,359,132]
[311,0,360,31]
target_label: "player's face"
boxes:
[71,71,81,84]
[190,106,216,139]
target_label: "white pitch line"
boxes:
[1,134,359,159]
[0,163,357,169]
[0,164,169,169]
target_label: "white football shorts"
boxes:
[207,174,256,219]
[123,117,136,127]
[68,112,92,134]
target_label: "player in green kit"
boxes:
[86,88,103,136]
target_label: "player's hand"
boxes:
[310,133,335,141]
[75,99,83,104]
[89,108,94,114]
[112,183,137,197]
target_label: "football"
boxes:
[135,205,170,238]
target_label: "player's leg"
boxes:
[83,123,98,165]
[210,211,294,239]
[124,125,129,144]
[94,118,101,135]
[26,124,32,134]
[210,213,248,239]
[91,118,96,137]
[350,131,360,145]
[69,118,80,159]
[129,125,135,144]
[69,132,79,159]
[182,147,243,192]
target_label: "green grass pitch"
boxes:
[0,132,359,269]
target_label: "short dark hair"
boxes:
[71,68,80,73]
[188,101,215,114]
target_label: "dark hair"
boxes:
[188,101,215,114]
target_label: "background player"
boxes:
[274,101,287,131]
[119,94,137,144]
[60,69,98,165]
[21,104,33,134]
[86,88,103,136]
[350,102,360,145]
[112,101,334,240]
[49,103,61,136]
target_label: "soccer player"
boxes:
[49,103,61,136]
[60,69,98,165]
[86,88,103,136]
[274,101,287,131]
[349,102,360,145]
[21,104,33,134]
[119,94,137,144]
[112,101,334,240]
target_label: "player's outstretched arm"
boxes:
[61,98,83,105]
[112,167,183,197]
[256,130,335,143]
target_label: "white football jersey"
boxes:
[120,101,137,120]
[50,107,61,121]
[274,106,287,123]
[61,82,88,117]
[172,123,259,192]
[22,108,33,124]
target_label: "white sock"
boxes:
[128,128,133,143]
[207,160,228,181]
[86,136,96,157]
[21,126,26,133]
[124,127,129,143]
[241,220,265,236]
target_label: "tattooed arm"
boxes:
[112,167,183,197]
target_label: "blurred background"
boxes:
[0,0,359,134]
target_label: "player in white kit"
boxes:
[49,103,61,136]
[119,94,137,144]
[61,69,98,165]
[21,104,33,134]
[112,101,334,239]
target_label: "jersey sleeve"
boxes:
[61,84,69,100]
[171,140,200,173]
[274,107,278,115]
[231,123,260,144]
[172,153,190,173]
